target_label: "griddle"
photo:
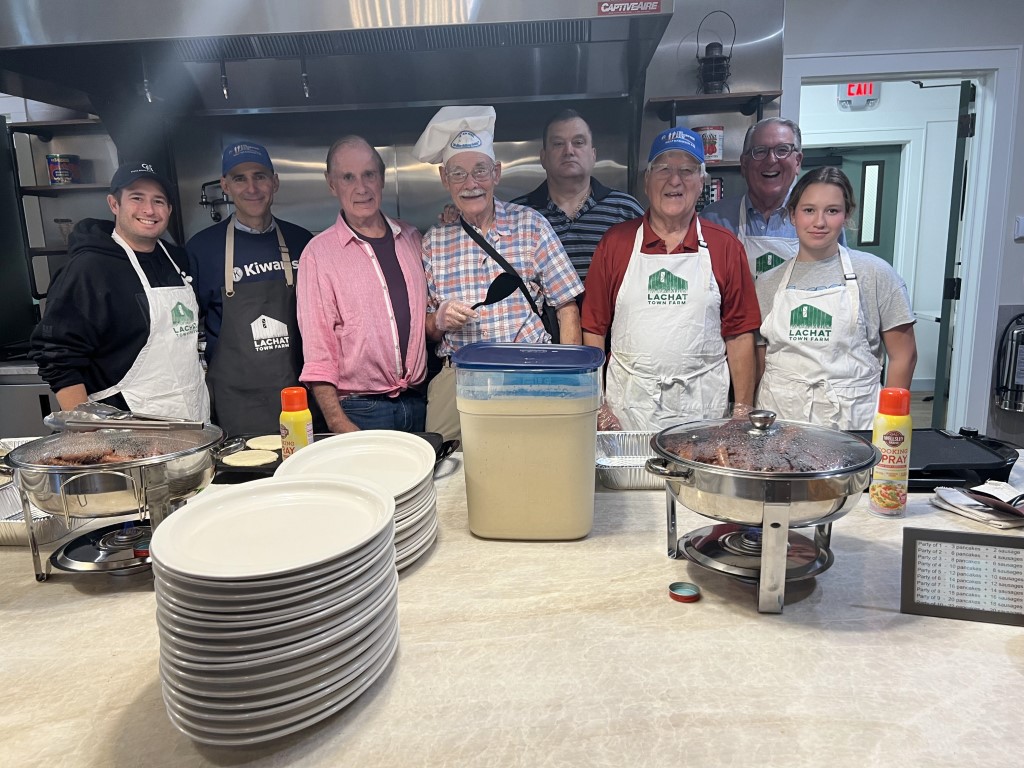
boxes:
[847,428,1020,491]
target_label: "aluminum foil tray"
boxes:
[0,437,87,546]
[596,431,664,491]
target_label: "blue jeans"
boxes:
[341,393,426,432]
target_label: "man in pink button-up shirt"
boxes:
[297,136,428,433]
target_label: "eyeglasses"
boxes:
[445,165,495,184]
[648,164,702,181]
[747,143,797,161]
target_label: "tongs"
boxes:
[63,419,206,431]
[60,409,205,434]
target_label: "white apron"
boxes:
[90,232,211,421]
[756,246,881,430]
[605,219,729,431]
[738,199,799,278]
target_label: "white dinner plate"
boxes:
[153,552,393,638]
[395,498,435,536]
[162,619,399,728]
[158,571,398,668]
[151,476,394,579]
[151,537,394,618]
[150,528,391,593]
[157,567,396,657]
[395,486,436,524]
[161,611,398,710]
[275,430,434,498]
[163,630,398,746]
[159,596,395,695]
[161,591,396,685]
[394,475,435,507]
[396,517,438,571]
[394,509,435,548]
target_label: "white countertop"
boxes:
[2,459,1024,767]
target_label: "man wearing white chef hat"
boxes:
[414,105,584,441]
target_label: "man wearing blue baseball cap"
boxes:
[581,126,760,431]
[186,141,314,436]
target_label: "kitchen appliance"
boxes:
[996,312,1024,412]
[1,425,227,580]
[646,410,880,613]
[847,426,1019,491]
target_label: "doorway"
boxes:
[783,48,1018,435]
[802,144,902,265]
[794,77,974,428]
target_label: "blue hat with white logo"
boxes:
[222,141,274,176]
[647,127,704,165]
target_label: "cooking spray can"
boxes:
[280,387,313,458]
[868,387,912,517]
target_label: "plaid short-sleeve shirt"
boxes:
[422,199,584,358]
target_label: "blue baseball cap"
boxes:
[647,127,704,166]
[222,141,274,176]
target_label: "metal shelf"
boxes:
[20,183,108,197]
[8,118,105,142]
[647,91,782,125]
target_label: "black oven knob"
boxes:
[958,426,980,439]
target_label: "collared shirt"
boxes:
[582,211,761,339]
[232,217,276,235]
[511,177,644,281]
[186,216,312,363]
[422,198,584,359]
[701,193,847,244]
[297,212,427,396]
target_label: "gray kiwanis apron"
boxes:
[205,219,300,436]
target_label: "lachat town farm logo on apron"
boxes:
[755,251,786,275]
[250,314,291,352]
[789,304,832,342]
[647,268,688,305]
[170,302,199,338]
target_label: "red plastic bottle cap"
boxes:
[669,582,702,603]
[281,386,308,412]
[877,387,911,416]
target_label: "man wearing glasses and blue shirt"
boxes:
[702,117,845,278]
[582,127,760,432]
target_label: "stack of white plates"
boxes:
[150,477,399,746]
[276,431,438,571]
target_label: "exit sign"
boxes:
[838,81,881,111]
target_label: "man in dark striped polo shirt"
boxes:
[511,109,643,283]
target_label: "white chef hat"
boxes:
[413,105,496,165]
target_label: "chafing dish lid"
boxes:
[651,411,878,475]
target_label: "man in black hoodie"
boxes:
[30,162,210,421]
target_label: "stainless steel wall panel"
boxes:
[171,99,636,240]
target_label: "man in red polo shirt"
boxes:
[582,126,760,431]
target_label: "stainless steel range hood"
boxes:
[0,0,673,116]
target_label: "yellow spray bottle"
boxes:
[868,387,912,518]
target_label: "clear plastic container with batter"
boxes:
[453,343,604,540]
